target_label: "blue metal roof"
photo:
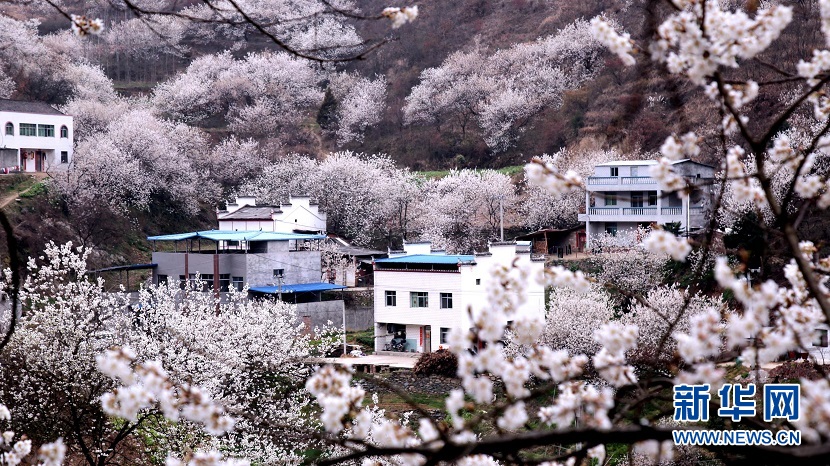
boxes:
[147,230,326,242]
[374,254,476,265]
[248,282,347,294]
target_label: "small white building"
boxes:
[373,241,545,353]
[0,99,73,172]
[217,195,326,234]
[577,159,715,248]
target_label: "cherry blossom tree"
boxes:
[415,169,517,252]
[0,241,337,465]
[52,107,216,216]
[152,51,324,145]
[327,73,388,145]
[404,19,602,152]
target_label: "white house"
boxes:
[373,241,545,353]
[577,159,715,248]
[217,195,326,234]
[0,99,73,172]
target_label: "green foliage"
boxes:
[662,222,683,235]
[413,349,458,378]
[348,328,375,349]
[19,181,47,198]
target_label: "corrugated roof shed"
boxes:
[249,283,347,293]
[0,99,65,116]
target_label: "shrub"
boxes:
[413,349,458,378]
[768,361,823,383]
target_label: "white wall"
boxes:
[218,219,275,231]
[273,197,326,233]
[373,243,546,353]
[0,111,73,172]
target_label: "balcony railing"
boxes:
[662,207,682,215]
[587,177,619,185]
[622,207,657,215]
[587,176,658,185]
[588,207,620,215]
[621,177,657,185]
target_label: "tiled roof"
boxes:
[0,99,65,116]
[220,206,279,220]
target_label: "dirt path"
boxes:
[0,173,48,209]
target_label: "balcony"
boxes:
[586,176,658,191]
[579,205,707,222]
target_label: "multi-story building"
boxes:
[577,159,715,247]
[373,242,545,353]
[0,99,73,172]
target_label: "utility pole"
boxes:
[499,195,504,241]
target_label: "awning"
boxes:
[248,282,347,294]
[148,230,326,242]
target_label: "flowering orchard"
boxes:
[293,1,830,464]
[0,242,338,465]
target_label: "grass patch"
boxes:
[416,165,525,179]
[18,180,47,198]
[346,328,374,349]
[372,391,447,411]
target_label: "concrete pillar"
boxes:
[656,189,663,227]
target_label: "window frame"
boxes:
[610,167,619,177]
[605,192,617,206]
[19,123,36,137]
[232,276,244,292]
[60,151,68,164]
[410,291,428,308]
[60,125,68,138]
[385,290,397,307]
[440,292,453,309]
[4,122,12,136]
[605,222,618,236]
[37,124,54,138]
[440,327,450,345]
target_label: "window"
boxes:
[19,123,36,136]
[440,292,453,309]
[605,192,617,206]
[410,291,428,308]
[60,125,68,138]
[219,273,231,292]
[60,151,68,164]
[440,327,450,344]
[37,124,54,137]
[815,329,829,347]
[4,122,12,135]
[476,279,481,285]
[232,276,244,292]
[179,275,186,289]
[610,167,619,177]
[273,268,284,278]
[157,274,168,285]
[631,192,643,208]
[648,191,658,206]
[630,166,638,177]
[605,223,618,236]
[385,290,397,307]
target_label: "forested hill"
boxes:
[1,0,823,170]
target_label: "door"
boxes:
[423,325,432,353]
[34,151,43,172]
